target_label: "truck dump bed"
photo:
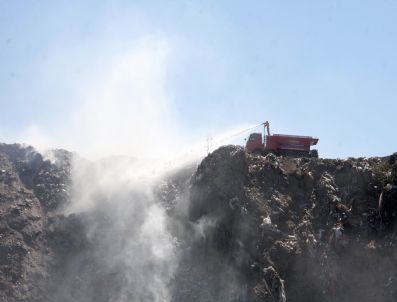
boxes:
[265,134,318,152]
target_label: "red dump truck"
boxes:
[246,121,319,157]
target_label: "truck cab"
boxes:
[246,133,263,152]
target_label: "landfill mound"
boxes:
[0,143,396,302]
[182,146,397,302]
[0,144,71,302]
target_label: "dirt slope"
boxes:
[184,146,397,302]
[0,144,71,302]
[0,143,396,302]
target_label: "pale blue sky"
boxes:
[0,0,396,158]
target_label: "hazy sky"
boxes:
[1,0,396,158]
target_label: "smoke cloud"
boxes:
[19,31,253,301]
[18,35,180,159]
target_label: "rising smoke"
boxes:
[40,37,186,302]
[56,156,178,302]
[25,34,253,301]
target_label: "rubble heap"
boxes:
[0,144,72,302]
[183,146,397,302]
[0,143,396,302]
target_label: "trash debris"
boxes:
[1,143,397,302]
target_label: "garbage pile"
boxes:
[0,143,396,302]
[183,145,397,302]
[0,144,72,302]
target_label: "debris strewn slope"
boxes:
[0,144,71,302]
[0,143,396,302]
[184,146,397,302]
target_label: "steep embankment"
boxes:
[0,143,396,302]
[184,146,397,302]
[0,144,71,302]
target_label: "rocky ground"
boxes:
[183,146,397,302]
[0,143,396,302]
[0,144,72,302]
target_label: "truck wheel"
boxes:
[309,149,319,158]
[251,149,263,156]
